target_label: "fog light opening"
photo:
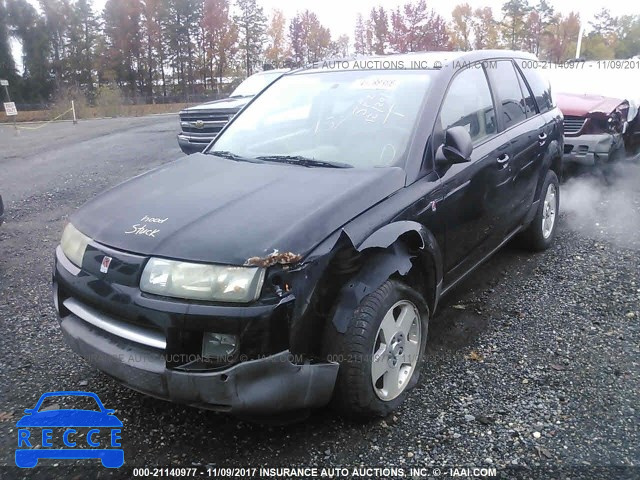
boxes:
[202,332,238,360]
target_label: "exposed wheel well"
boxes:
[392,233,437,317]
[293,233,438,357]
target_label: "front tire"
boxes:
[324,280,429,418]
[520,170,559,251]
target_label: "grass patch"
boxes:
[1,103,188,123]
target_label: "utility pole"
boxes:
[576,23,585,59]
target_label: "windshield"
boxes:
[230,71,283,97]
[211,70,433,168]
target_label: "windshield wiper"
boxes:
[208,150,263,163]
[255,155,352,168]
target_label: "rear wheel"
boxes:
[324,280,429,418]
[520,170,559,251]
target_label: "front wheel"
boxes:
[520,170,560,251]
[324,280,429,418]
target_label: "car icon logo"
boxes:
[100,256,112,273]
[15,391,124,468]
[193,120,205,129]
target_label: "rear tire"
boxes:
[323,280,429,418]
[520,170,559,251]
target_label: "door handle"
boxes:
[538,132,548,143]
[497,153,510,164]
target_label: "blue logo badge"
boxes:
[15,391,124,468]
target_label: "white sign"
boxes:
[0,79,8,86]
[3,102,17,116]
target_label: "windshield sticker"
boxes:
[352,77,398,91]
[124,215,168,238]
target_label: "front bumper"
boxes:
[177,133,213,154]
[562,133,623,166]
[53,245,338,414]
[60,313,337,414]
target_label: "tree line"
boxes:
[0,0,638,104]
[446,1,639,62]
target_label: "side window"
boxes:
[515,66,537,116]
[519,65,554,113]
[438,66,497,145]
[487,61,528,129]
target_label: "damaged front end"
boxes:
[54,240,342,415]
[269,220,440,363]
[54,224,427,415]
[557,93,629,166]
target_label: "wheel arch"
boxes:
[329,221,443,334]
[538,138,562,200]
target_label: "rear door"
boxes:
[433,63,515,284]
[519,62,563,175]
[486,60,544,228]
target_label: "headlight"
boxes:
[140,258,265,302]
[61,223,91,267]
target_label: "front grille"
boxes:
[563,116,586,134]
[179,111,234,135]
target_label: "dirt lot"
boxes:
[0,116,638,479]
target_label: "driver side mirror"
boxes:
[436,126,473,166]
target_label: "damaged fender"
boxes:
[356,220,427,250]
[330,221,443,333]
[330,242,413,333]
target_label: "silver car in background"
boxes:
[177,69,288,154]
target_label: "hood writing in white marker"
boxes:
[125,215,169,237]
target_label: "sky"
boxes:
[11,0,640,72]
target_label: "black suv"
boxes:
[53,51,563,418]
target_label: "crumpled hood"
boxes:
[555,92,627,117]
[71,154,405,265]
[180,96,251,113]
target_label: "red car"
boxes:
[548,63,640,167]
[556,92,630,166]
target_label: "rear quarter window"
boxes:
[519,65,554,113]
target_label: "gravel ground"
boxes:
[0,117,638,479]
